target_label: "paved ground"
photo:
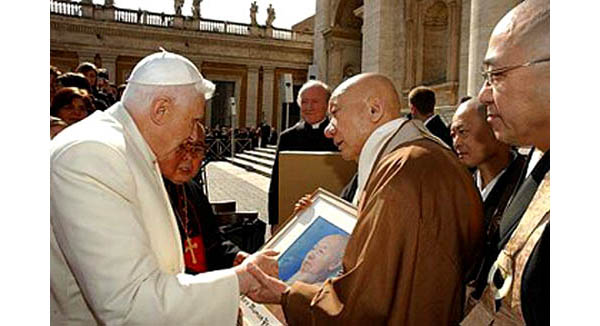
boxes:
[205,161,271,225]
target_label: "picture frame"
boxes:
[240,187,358,326]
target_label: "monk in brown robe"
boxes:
[246,73,484,325]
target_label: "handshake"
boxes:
[233,250,290,304]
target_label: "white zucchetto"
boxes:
[127,48,215,99]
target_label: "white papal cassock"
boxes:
[50,102,239,325]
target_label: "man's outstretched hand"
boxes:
[235,249,281,297]
[241,249,279,278]
[245,263,290,304]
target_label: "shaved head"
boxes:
[478,0,550,151]
[331,73,401,117]
[325,73,401,161]
[487,0,549,65]
[453,98,486,123]
[451,98,511,168]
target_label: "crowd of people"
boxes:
[49,62,123,139]
[50,0,549,324]
[205,124,277,148]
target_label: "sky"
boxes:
[83,0,316,29]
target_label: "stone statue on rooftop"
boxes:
[174,0,184,16]
[192,0,202,19]
[250,1,258,26]
[104,0,114,7]
[266,4,276,27]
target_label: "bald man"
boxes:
[451,99,527,308]
[451,98,526,231]
[461,1,550,325]
[286,234,349,285]
[247,73,483,325]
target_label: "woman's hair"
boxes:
[50,87,90,116]
[57,72,92,94]
[76,62,98,75]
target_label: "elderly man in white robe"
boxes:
[50,49,278,325]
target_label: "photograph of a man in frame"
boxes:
[279,217,349,285]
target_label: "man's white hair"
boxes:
[297,80,331,106]
[121,83,209,114]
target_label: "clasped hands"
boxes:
[234,195,314,305]
[234,250,290,304]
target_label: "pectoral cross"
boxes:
[185,238,198,264]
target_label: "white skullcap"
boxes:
[127,48,215,99]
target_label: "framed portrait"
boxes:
[240,188,357,326]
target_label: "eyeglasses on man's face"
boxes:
[480,57,550,86]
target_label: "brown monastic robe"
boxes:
[281,139,484,325]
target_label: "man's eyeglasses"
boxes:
[175,141,206,157]
[481,57,549,85]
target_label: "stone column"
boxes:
[446,1,460,83]
[101,54,118,84]
[205,100,212,128]
[361,0,396,73]
[313,0,330,81]
[467,0,520,95]
[261,66,275,127]
[246,65,260,128]
[325,39,343,87]
[194,60,211,126]
[458,0,472,99]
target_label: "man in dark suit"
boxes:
[268,80,338,232]
[159,125,249,274]
[408,86,454,149]
[450,98,527,306]
[461,0,549,324]
[260,122,271,148]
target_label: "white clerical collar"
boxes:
[526,148,544,178]
[475,169,504,201]
[352,118,404,205]
[474,151,517,201]
[424,114,437,125]
[310,118,327,129]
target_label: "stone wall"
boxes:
[314,0,523,114]
[50,1,313,130]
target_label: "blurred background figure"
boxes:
[269,127,278,145]
[50,87,90,126]
[76,62,110,110]
[50,116,68,139]
[159,124,250,274]
[117,84,127,102]
[50,65,62,104]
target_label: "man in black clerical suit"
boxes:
[460,1,550,324]
[450,98,527,303]
[159,126,248,274]
[267,80,338,231]
[408,86,454,149]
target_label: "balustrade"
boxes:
[50,0,81,16]
[50,0,306,42]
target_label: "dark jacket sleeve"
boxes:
[268,152,279,225]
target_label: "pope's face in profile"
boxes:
[299,234,347,276]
